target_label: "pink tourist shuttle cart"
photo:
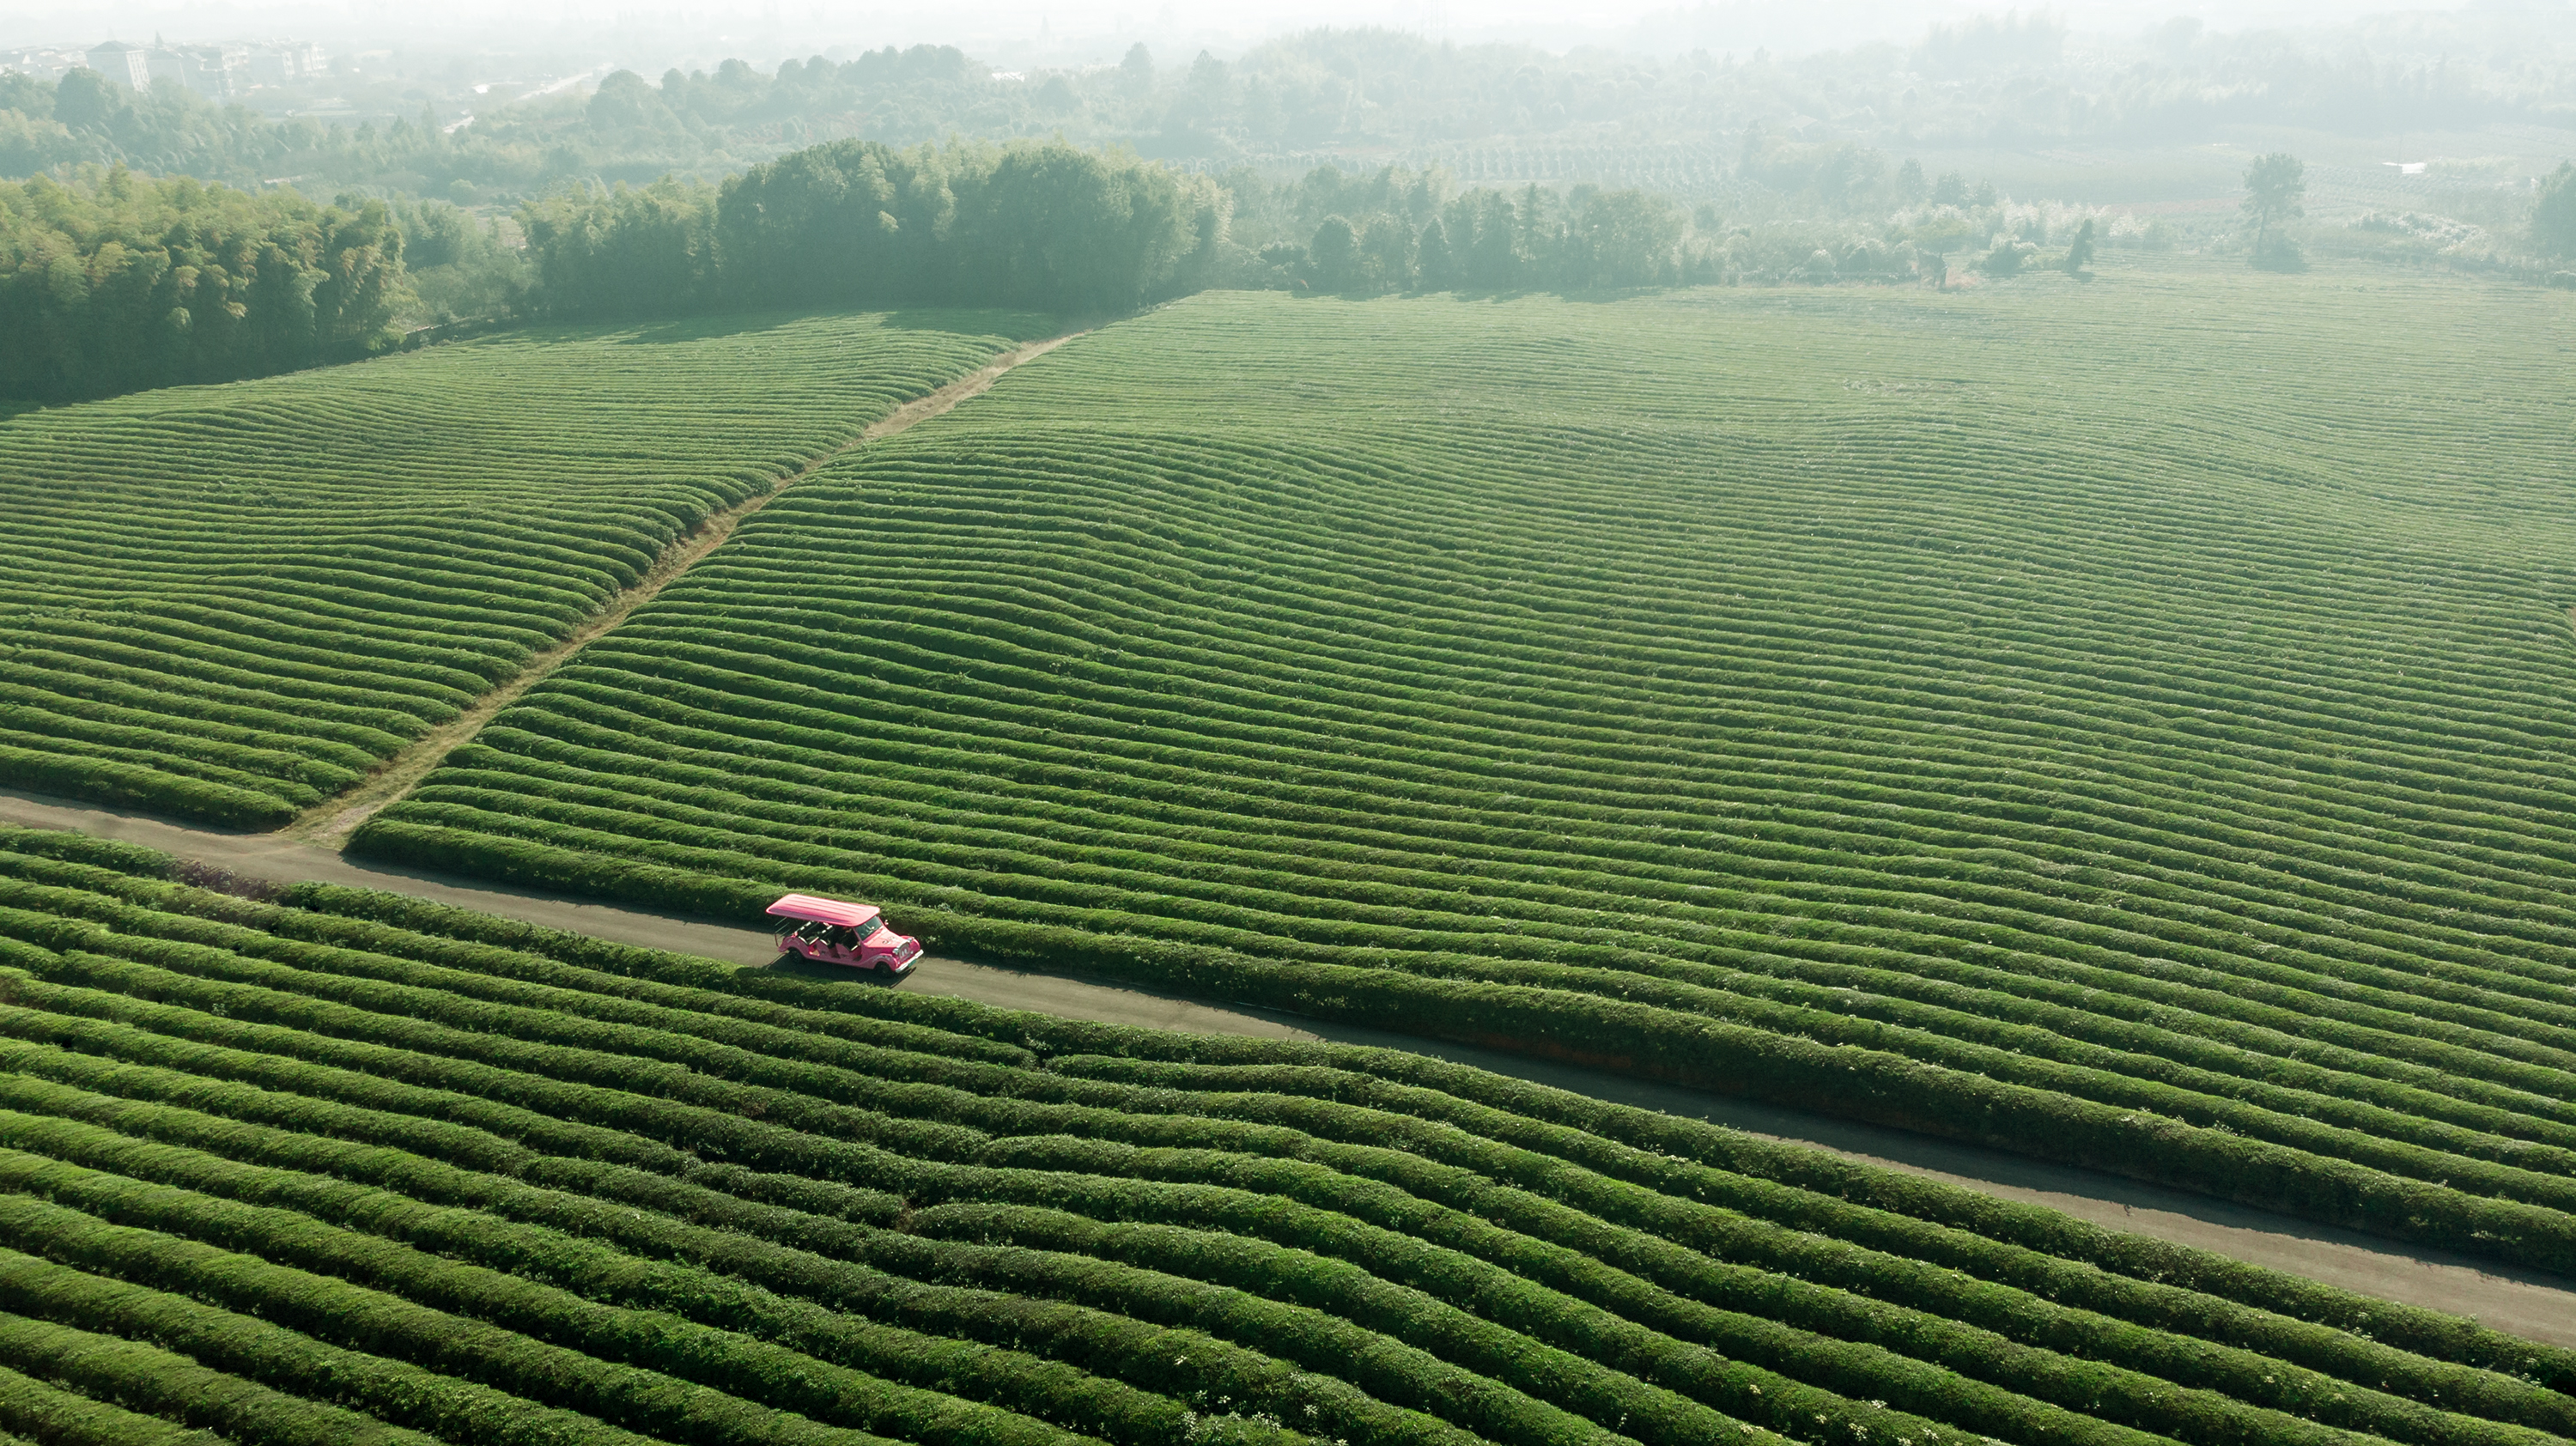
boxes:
[767,893,923,976]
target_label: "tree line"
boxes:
[0,138,1224,400]
[11,21,2567,221]
[0,48,994,202]
[15,131,2567,404]
[0,166,405,401]
[1246,166,1704,294]
[519,137,1225,319]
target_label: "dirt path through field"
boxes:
[283,330,1083,847]
[6,783,2573,1346]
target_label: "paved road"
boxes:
[5,784,2572,1346]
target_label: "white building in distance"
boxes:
[244,42,328,87]
[148,44,246,99]
[84,40,152,88]
[70,38,324,99]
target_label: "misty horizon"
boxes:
[6,0,2542,78]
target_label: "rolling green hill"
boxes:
[0,310,1032,829]
[0,824,2571,1446]
[353,263,2576,1270]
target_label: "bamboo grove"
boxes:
[2,139,1211,399]
[0,168,408,400]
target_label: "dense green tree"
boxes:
[951,139,1217,311]
[1564,188,1684,287]
[2532,161,2576,260]
[1416,216,1456,289]
[1309,214,1358,292]
[711,140,952,308]
[0,71,44,115]
[389,196,530,320]
[1166,49,1230,140]
[1516,182,1553,262]
[1817,143,1890,206]
[0,104,79,175]
[1894,158,1928,204]
[52,69,122,137]
[586,70,681,137]
[1976,236,2036,276]
[1259,171,1706,294]
[523,136,1222,319]
[1455,189,1520,288]
[0,166,410,399]
[1120,43,1156,96]
[521,177,721,317]
[2063,216,2097,274]
[1912,210,1973,258]
[1357,214,1417,292]
[2240,151,2306,268]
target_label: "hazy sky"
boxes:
[5,0,2443,70]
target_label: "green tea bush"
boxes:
[0,311,1027,826]
[0,1308,438,1446]
[0,828,2565,1446]
[0,1245,661,1446]
[350,279,2576,1275]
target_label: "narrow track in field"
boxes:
[5,780,2575,1348]
[283,331,1083,847]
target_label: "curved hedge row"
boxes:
[0,826,2567,1446]
[0,309,1027,826]
[352,281,2576,1270]
[0,1307,440,1446]
[0,869,2553,1446]
[0,1243,663,1446]
[258,867,2576,1396]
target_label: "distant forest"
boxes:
[7,12,2574,404]
[0,139,1215,400]
[9,134,2575,402]
[3,20,2570,208]
[0,171,409,400]
[0,140,1736,400]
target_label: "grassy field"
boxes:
[352,260,2576,1271]
[0,310,1034,830]
[1,823,2573,1446]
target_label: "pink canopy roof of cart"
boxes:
[766,894,884,928]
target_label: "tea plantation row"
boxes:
[355,271,2576,1269]
[0,309,1030,829]
[0,825,2568,1446]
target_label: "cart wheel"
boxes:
[875,961,896,979]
